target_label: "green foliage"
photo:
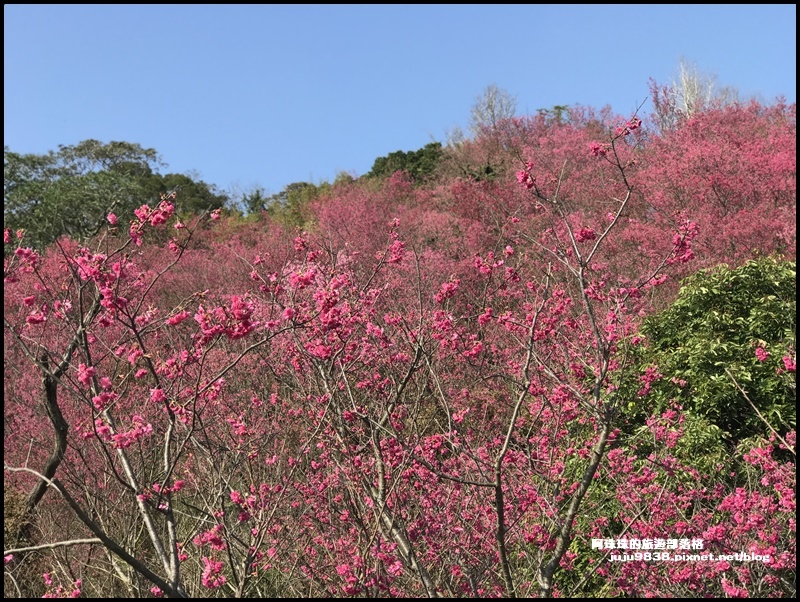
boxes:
[537,104,571,125]
[668,412,729,472]
[244,181,327,227]
[629,411,730,475]
[633,257,796,443]
[149,172,228,216]
[458,161,498,182]
[5,141,158,249]
[240,186,270,215]
[4,141,228,250]
[365,142,443,183]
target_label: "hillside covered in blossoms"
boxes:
[4,83,796,597]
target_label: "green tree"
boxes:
[365,142,443,183]
[4,140,228,250]
[536,104,571,125]
[240,186,270,215]
[5,141,162,249]
[244,181,325,227]
[147,172,228,216]
[630,257,796,444]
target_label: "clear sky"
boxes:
[4,4,796,200]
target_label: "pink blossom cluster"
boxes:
[516,161,536,189]
[434,278,460,303]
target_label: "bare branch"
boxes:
[4,538,102,555]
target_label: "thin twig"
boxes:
[724,368,795,455]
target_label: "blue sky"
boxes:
[4,4,796,200]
